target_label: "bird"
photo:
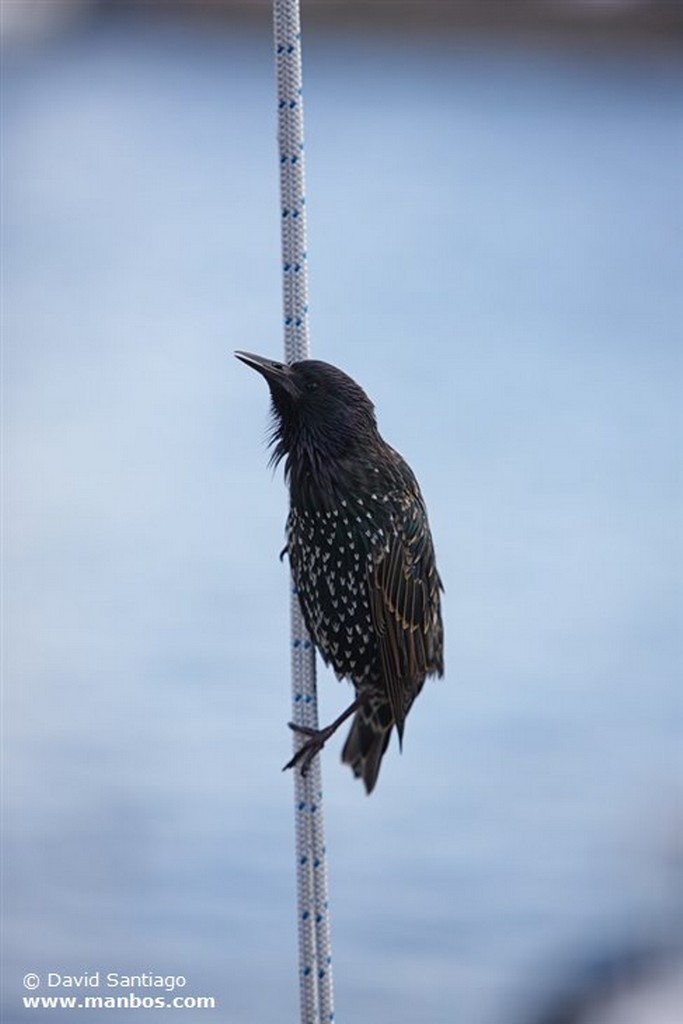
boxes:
[235,351,444,793]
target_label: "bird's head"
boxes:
[235,351,378,472]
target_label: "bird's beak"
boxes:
[234,351,299,397]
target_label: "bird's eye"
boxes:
[305,381,318,393]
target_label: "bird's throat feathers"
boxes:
[268,395,381,502]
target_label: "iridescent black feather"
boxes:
[236,352,444,793]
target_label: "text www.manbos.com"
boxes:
[20,972,217,1010]
[23,994,216,1011]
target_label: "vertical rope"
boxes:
[274,0,309,365]
[273,3,335,1022]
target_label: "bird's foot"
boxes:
[282,694,369,777]
[283,722,336,776]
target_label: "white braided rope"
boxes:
[273,3,335,1022]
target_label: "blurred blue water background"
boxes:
[3,12,682,1024]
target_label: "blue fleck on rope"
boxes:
[273,3,335,1022]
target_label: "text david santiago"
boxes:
[47,973,186,993]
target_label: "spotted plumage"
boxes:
[236,351,444,793]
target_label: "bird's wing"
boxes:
[367,482,443,742]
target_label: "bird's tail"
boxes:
[341,699,393,795]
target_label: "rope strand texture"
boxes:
[273,3,335,1022]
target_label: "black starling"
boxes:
[236,352,444,793]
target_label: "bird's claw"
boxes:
[283,722,330,776]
